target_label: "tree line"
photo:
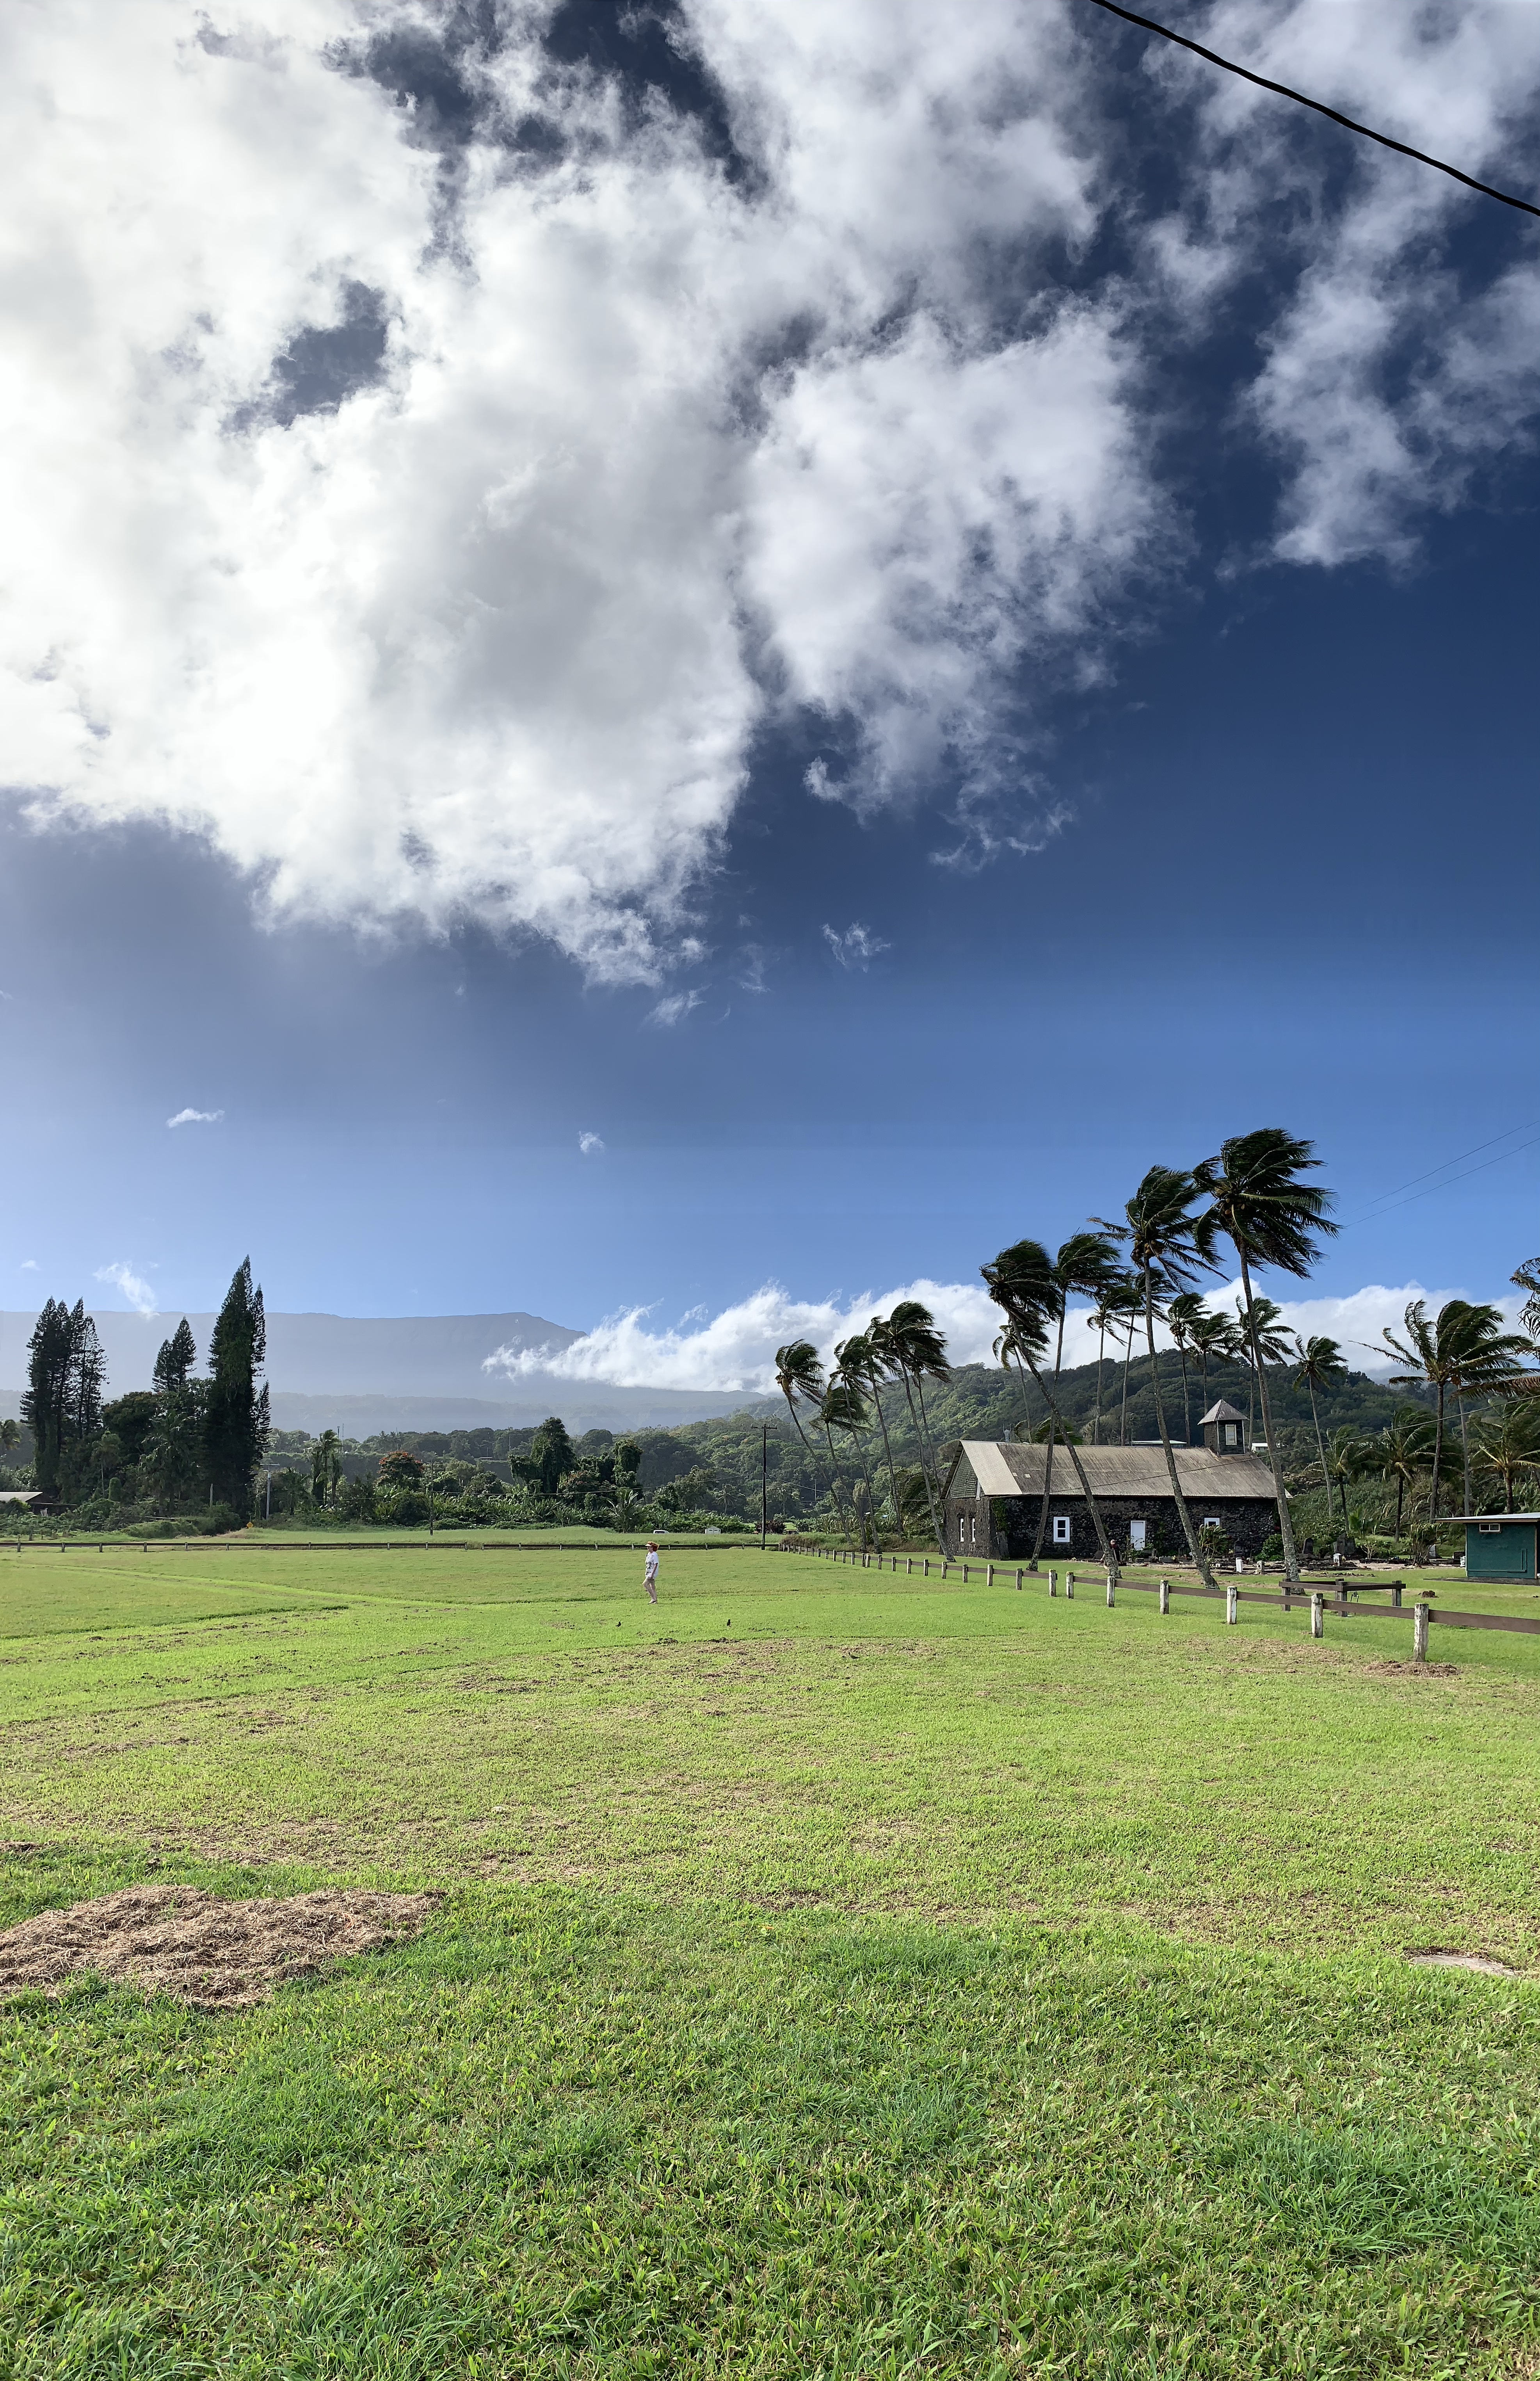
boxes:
[11,1263,269,1526]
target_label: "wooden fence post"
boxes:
[1392,1582,1403,1609]
[1049,1568,1057,1596]
[986,1563,994,1588]
[1414,1602,1430,1663]
[1065,1571,1075,1600]
[1158,1578,1170,1614]
[1016,1568,1024,1591]
[1225,1585,1238,1625]
[1106,1570,1116,1608]
[1311,1592,1324,1640]
[962,1562,969,1583]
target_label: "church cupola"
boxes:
[1199,1398,1247,1455]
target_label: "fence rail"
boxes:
[793,1544,1540,1652]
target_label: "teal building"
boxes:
[1455,1513,1540,1581]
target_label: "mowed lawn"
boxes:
[5,1545,1540,2377]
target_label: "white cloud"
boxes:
[480,1272,1525,1395]
[1,2,1534,974]
[19,1258,38,1272]
[166,1107,224,1128]
[822,922,888,971]
[646,991,702,1029]
[94,1261,158,1317]
[577,1130,605,1156]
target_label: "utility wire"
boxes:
[1340,1130,1540,1231]
[1343,1122,1540,1225]
[1081,0,1540,221]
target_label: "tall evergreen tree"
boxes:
[23,1299,105,1499]
[203,1260,269,1516]
[153,1318,198,1394]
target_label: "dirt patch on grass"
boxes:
[1366,1659,1461,1678]
[0,1885,439,2009]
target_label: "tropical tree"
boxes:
[1234,1295,1293,1450]
[1106,1168,1220,1586]
[1381,1299,1531,1521]
[822,1367,878,1550]
[862,1317,916,1552]
[311,1428,341,1510]
[1015,1234,1120,1568]
[1513,1258,1540,1349]
[882,1302,951,1554]
[1322,1425,1367,1534]
[1088,1279,1133,1445]
[1472,1401,1540,1515]
[775,1341,853,1546]
[1165,1291,1206,1445]
[1375,1407,1436,1540]
[1291,1334,1347,1509]
[1194,1129,1337,1584]
[982,1241,1120,1578]
[1187,1306,1238,1419]
[0,1418,17,1459]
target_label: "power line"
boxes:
[1341,1130,1540,1231]
[1342,1122,1540,1225]
[1080,0,1540,221]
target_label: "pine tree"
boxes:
[153,1318,198,1394]
[203,1260,269,1517]
[23,1299,106,1501]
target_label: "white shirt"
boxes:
[644,1550,659,1581]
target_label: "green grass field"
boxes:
[5,1544,1540,2377]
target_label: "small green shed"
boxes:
[1454,1513,1540,1581]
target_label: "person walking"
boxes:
[644,1539,660,1605]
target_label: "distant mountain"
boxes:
[0,1308,759,1435]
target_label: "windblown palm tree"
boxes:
[1235,1295,1292,1450]
[1194,1129,1337,1584]
[1186,1306,1235,1419]
[1472,1401,1540,1516]
[775,1340,850,1545]
[820,1373,874,1549]
[1019,1233,1120,1569]
[1165,1291,1206,1446]
[1107,1167,1219,1585]
[1375,1407,1436,1540]
[1291,1334,1347,1513]
[883,1301,951,1555]
[1323,1425,1367,1534]
[1381,1299,1531,1523]
[860,1317,911,1552]
[830,1339,886,1551]
[982,1241,1120,1578]
[1088,1275,1140,1445]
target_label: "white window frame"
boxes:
[1128,1518,1147,1550]
[1478,1521,1503,1535]
[1202,1517,1220,1532]
[1052,1514,1071,1545]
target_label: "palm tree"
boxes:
[1194,1129,1337,1585]
[1291,1333,1347,1509]
[982,1241,1120,1578]
[0,1418,18,1459]
[1020,1233,1121,1569]
[1448,1312,1533,1516]
[1323,1425,1366,1535]
[1111,1166,1220,1586]
[820,1374,874,1549]
[1235,1295,1292,1450]
[312,1428,340,1510]
[775,1340,850,1546]
[1187,1306,1233,1420]
[1165,1291,1206,1446]
[860,1317,911,1551]
[1375,1407,1436,1540]
[1473,1400,1540,1515]
[1381,1299,1531,1523]
[831,1340,887,1550]
[1086,1274,1140,1445]
[884,1301,951,1555]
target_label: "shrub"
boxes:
[1260,1534,1285,1562]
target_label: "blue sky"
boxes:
[2,1,1537,1391]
